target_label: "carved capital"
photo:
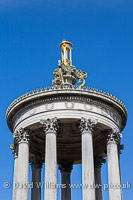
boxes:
[10,144,18,159]
[14,144,18,158]
[94,156,106,168]
[103,128,122,144]
[79,117,97,134]
[16,128,30,144]
[40,118,59,134]
[59,162,73,174]
[118,144,124,159]
[31,156,43,169]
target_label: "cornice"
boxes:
[6,86,127,114]
[6,86,127,132]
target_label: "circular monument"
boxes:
[6,40,127,200]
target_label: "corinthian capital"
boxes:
[17,128,30,144]
[14,144,18,158]
[79,117,97,134]
[94,156,106,168]
[40,118,59,134]
[30,156,43,169]
[103,128,122,144]
[10,144,18,158]
[59,162,73,174]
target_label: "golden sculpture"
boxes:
[78,79,86,89]
[53,40,87,88]
[60,40,72,66]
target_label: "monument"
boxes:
[6,40,127,200]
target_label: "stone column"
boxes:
[118,144,124,200]
[105,129,122,200]
[31,157,42,200]
[59,163,73,200]
[40,118,59,200]
[10,143,18,200]
[16,128,30,200]
[94,157,106,200]
[79,117,97,200]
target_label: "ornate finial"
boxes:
[52,40,87,88]
[60,40,73,66]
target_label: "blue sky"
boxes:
[0,0,133,199]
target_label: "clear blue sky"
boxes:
[0,0,133,199]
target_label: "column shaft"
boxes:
[16,129,29,200]
[12,155,18,200]
[119,159,123,200]
[31,164,42,200]
[61,172,71,200]
[95,167,102,200]
[118,145,124,200]
[41,118,59,200]
[94,157,105,200]
[82,131,95,200]
[45,132,57,200]
[59,163,73,200]
[79,118,97,200]
[107,141,121,200]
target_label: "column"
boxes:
[118,144,124,200]
[16,128,30,200]
[105,129,122,200]
[31,157,42,200]
[94,157,106,200]
[40,118,59,200]
[11,143,18,200]
[79,117,97,200]
[59,162,73,200]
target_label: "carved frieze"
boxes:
[12,94,121,130]
[45,103,54,111]
[65,102,74,109]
